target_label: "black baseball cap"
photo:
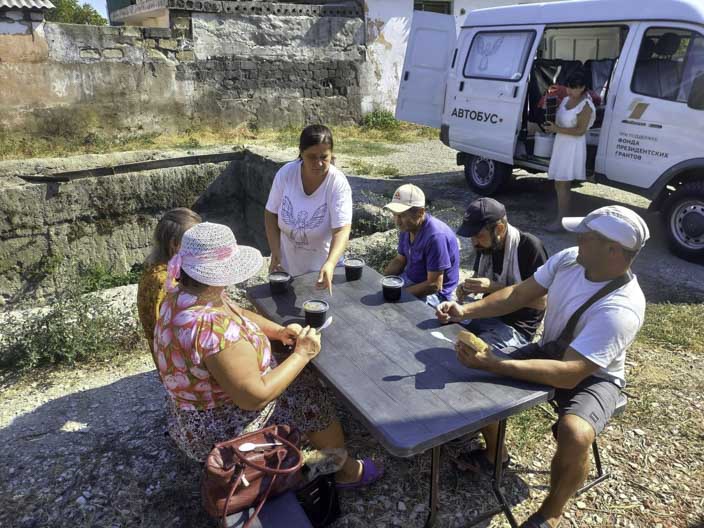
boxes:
[457,198,507,237]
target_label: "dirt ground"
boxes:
[1,140,703,528]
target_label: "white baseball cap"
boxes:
[562,206,650,252]
[384,184,426,213]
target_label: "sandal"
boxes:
[335,458,384,489]
[453,448,511,475]
[520,512,559,528]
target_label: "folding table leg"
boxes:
[492,419,518,528]
[465,419,518,528]
[424,445,441,528]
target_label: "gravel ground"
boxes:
[1,140,703,528]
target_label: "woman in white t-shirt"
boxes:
[264,125,353,292]
[544,70,596,232]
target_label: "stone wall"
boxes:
[0,148,288,307]
[0,7,365,138]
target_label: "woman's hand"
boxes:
[543,121,557,134]
[269,254,283,273]
[316,261,335,295]
[276,323,303,346]
[293,326,321,361]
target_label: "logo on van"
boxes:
[450,108,502,124]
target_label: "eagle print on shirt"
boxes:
[281,196,328,249]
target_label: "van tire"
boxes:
[663,181,704,263]
[464,156,512,196]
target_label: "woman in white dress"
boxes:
[544,70,596,232]
[264,125,353,292]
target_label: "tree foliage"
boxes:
[46,0,108,25]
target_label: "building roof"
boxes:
[464,0,704,28]
[0,0,55,10]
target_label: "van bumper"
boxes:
[440,124,450,147]
[456,151,471,166]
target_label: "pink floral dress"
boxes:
[154,287,335,462]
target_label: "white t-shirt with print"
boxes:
[265,160,353,277]
[533,247,645,388]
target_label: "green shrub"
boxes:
[360,233,398,274]
[79,262,144,293]
[0,276,142,372]
[362,110,401,131]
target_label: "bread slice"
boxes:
[457,330,489,354]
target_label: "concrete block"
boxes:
[144,27,171,39]
[147,48,168,61]
[79,48,101,60]
[121,26,142,38]
[102,48,124,59]
[176,50,195,61]
[158,38,178,51]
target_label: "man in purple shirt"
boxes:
[383,184,460,306]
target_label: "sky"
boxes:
[84,0,108,20]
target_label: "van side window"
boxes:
[631,28,704,102]
[463,30,535,81]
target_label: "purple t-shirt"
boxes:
[398,213,460,298]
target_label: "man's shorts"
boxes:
[551,376,622,437]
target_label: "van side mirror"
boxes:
[687,73,704,110]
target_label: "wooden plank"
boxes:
[247,266,552,457]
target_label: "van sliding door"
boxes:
[449,25,544,164]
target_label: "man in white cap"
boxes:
[437,205,649,528]
[383,184,460,306]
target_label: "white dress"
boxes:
[547,96,596,181]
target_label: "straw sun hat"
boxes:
[166,222,263,291]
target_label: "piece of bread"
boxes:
[457,330,489,354]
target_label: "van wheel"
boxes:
[464,155,512,196]
[664,181,704,262]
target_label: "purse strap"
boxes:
[233,429,302,475]
[221,450,286,528]
[555,270,633,349]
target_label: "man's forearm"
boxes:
[461,284,524,319]
[407,280,440,297]
[384,256,405,275]
[487,356,581,390]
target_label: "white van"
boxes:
[396,0,704,261]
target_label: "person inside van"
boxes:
[383,184,460,307]
[544,70,596,232]
[454,198,548,350]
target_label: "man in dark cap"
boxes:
[452,197,548,349]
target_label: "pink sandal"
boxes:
[335,458,384,489]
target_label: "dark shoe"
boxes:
[453,448,511,475]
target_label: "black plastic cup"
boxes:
[381,275,404,302]
[269,271,291,295]
[344,257,365,281]
[303,299,329,328]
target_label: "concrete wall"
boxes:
[0,148,288,306]
[0,9,365,138]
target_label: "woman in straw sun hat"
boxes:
[153,222,382,488]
